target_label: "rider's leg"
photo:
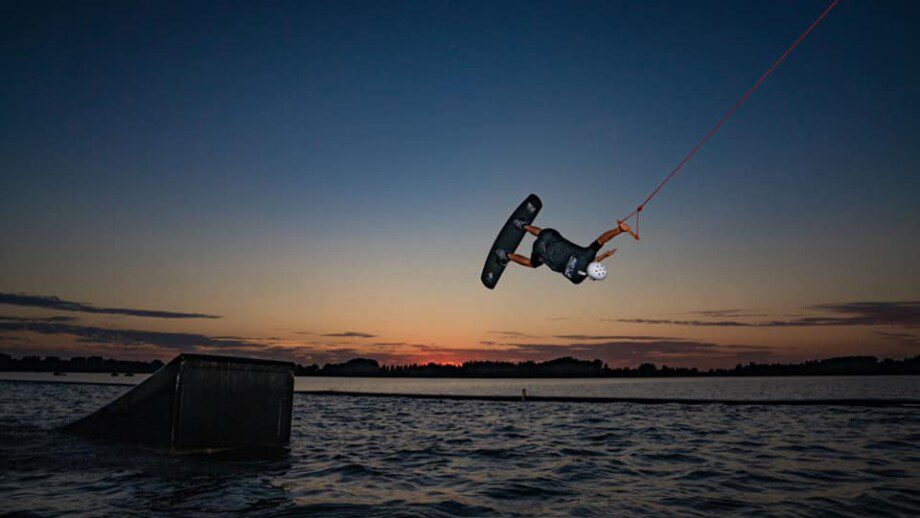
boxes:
[508,253,534,267]
[524,225,542,237]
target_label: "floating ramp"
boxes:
[64,354,294,452]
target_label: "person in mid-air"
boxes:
[496,220,637,284]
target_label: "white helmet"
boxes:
[587,262,607,281]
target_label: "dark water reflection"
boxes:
[2,381,919,516]
[5,373,919,401]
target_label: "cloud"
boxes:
[617,301,920,328]
[0,293,220,319]
[812,302,920,327]
[690,309,767,318]
[0,318,254,351]
[321,331,377,338]
[553,334,678,341]
[0,319,376,365]
[876,330,920,347]
[489,330,539,338]
[370,342,406,347]
[0,314,77,323]
[211,335,283,341]
[618,318,758,327]
[0,334,31,344]
[0,317,780,368]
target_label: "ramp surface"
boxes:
[64,354,294,452]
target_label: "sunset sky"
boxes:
[1,1,917,368]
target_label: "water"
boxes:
[5,372,920,401]
[2,378,919,516]
[293,375,920,401]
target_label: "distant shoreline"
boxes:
[2,353,919,378]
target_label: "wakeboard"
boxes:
[480,193,542,289]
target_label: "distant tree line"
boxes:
[293,355,920,378]
[2,352,919,378]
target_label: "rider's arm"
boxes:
[595,248,617,263]
[595,221,635,246]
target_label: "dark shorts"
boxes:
[529,231,552,267]
[530,229,601,268]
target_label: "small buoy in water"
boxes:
[521,388,527,401]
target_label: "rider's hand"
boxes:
[618,221,631,232]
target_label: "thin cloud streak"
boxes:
[618,301,920,328]
[619,318,761,327]
[322,331,378,338]
[0,293,220,319]
[876,330,920,347]
[690,309,768,318]
[0,319,254,351]
[489,330,539,338]
[0,314,778,367]
[0,315,77,323]
[554,334,679,341]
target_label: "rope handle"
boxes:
[618,207,642,241]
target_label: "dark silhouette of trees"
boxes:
[2,352,918,378]
[298,355,920,378]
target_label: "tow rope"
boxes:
[618,0,842,238]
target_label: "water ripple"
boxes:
[1,381,919,516]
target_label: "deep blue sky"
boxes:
[1,1,918,365]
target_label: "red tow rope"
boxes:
[619,0,842,237]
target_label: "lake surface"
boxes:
[2,377,919,516]
[4,372,920,401]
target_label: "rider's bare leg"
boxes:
[508,253,534,267]
[524,225,542,237]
